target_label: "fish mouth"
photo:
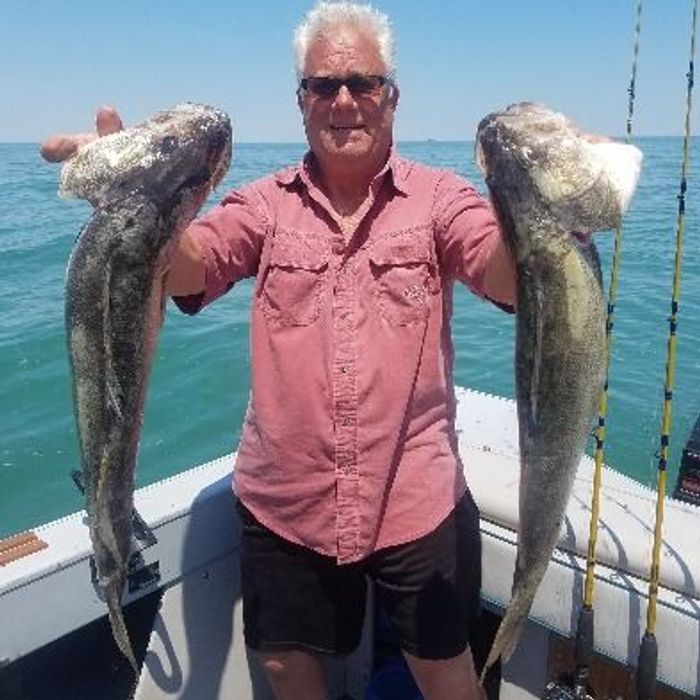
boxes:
[208,138,232,192]
[185,131,232,198]
[178,148,230,214]
[475,139,488,177]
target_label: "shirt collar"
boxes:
[274,147,411,197]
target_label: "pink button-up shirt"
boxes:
[176,151,511,563]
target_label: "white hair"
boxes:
[293,2,395,79]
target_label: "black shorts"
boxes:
[238,491,482,660]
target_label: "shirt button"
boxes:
[340,365,349,374]
[340,311,350,320]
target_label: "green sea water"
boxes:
[1,138,699,537]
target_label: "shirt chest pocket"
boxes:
[258,231,330,326]
[368,231,438,326]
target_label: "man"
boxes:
[42,3,515,699]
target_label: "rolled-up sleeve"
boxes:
[433,172,515,310]
[173,187,267,315]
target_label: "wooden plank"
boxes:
[548,633,690,699]
[0,532,37,553]
[0,532,48,566]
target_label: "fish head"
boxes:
[476,102,641,240]
[60,103,232,222]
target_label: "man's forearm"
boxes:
[482,232,516,309]
[165,228,206,297]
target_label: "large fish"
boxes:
[475,102,641,677]
[63,104,232,670]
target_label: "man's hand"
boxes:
[39,106,124,162]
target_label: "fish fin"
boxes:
[105,583,139,674]
[100,264,125,422]
[70,470,86,495]
[95,448,127,572]
[131,507,158,551]
[106,372,124,421]
[479,602,529,684]
[528,286,545,426]
[480,566,537,683]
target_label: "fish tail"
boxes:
[479,606,528,684]
[106,588,139,674]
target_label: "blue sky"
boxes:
[1,1,696,142]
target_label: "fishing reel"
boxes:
[541,679,593,700]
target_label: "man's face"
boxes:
[298,25,398,173]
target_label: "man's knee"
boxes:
[259,649,323,681]
[260,653,286,677]
[260,650,300,675]
[257,650,327,700]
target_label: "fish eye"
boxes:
[160,136,178,155]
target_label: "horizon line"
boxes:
[0,134,695,147]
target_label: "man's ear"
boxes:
[296,88,305,116]
[389,83,400,110]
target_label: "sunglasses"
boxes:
[299,74,391,100]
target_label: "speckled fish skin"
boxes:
[475,102,641,678]
[63,104,231,671]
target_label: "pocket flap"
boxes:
[369,231,432,266]
[270,232,329,270]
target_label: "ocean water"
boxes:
[1,138,699,538]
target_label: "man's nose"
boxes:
[333,85,357,108]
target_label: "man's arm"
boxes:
[435,172,516,310]
[481,231,516,310]
[165,229,206,297]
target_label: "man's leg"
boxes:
[371,491,484,700]
[403,646,486,700]
[237,502,366,700]
[258,650,327,700]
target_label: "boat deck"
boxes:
[1,388,698,699]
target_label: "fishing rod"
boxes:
[542,5,643,698]
[636,1,697,698]
[574,3,644,698]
